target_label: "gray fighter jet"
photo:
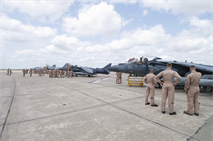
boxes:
[32,65,48,70]
[33,63,111,77]
[108,58,149,75]
[108,57,213,89]
[173,75,213,87]
[72,63,111,77]
[46,63,71,70]
[148,57,213,76]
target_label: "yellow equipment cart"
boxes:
[128,74,144,87]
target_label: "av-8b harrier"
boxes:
[108,57,213,89]
[71,63,111,77]
[33,63,111,77]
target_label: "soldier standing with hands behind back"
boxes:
[119,73,122,84]
[6,68,9,75]
[9,69,12,75]
[70,69,73,78]
[38,69,42,77]
[66,65,69,77]
[144,69,158,107]
[116,72,119,84]
[184,65,202,116]
[29,68,32,77]
[155,63,181,115]
[22,69,26,77]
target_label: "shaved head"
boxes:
[167,63,172,67]
[190,65,196,70]
[150,69,154,73]
[166,63,172,69]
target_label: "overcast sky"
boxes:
[1,0,212,69]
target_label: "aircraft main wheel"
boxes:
[203,86,207,91]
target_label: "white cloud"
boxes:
[143,10,148,16]
[2,1,73,22]
[81,17,212,64]
[142,0,211,15]
[3,15,212,68]
[62,2,125,37]
[122,18,134,27]
[167,17,212,52]
[51,35,89,50]
[189,16,212,36]
[81,25,171,54]
[2,15,57,42]
[109,0,137,4]
[45,45,68,55]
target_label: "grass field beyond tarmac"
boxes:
[0,71,212,141]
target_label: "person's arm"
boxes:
[184,75,190,94]
[144,76,148,84]
[153,76,158,86]
[174,72,181,86]
[155,72,163,84]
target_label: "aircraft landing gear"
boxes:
[155,82,162,88]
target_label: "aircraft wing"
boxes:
[159,61,213,73]
[80,67,94,74]
[148,57,213,76]
[74,66,94,74]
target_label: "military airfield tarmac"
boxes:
[0,71,212,141]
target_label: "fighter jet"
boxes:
[47,63,71,70]
[108,57,213,89]
[148,57,213,76]
[173,75,213,87]
[46,64,57,70]
[108,58,149,75]
[59,63,71,70]
[72,63,111,77]
[32,65,48,70]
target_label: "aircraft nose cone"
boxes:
[108,65,119,72]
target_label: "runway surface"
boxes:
[0,71,212,141]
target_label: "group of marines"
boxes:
[144,63,202,116]
[22,65,74,78]
[22,69,33,77]
[6,68,12,75]
[48,69,73,78]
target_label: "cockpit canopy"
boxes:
[127,58,148,64]
[128,59,138,64]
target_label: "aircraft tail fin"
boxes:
[62,63,70,68]
[103,63,111,69]
[103,63,111,74]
